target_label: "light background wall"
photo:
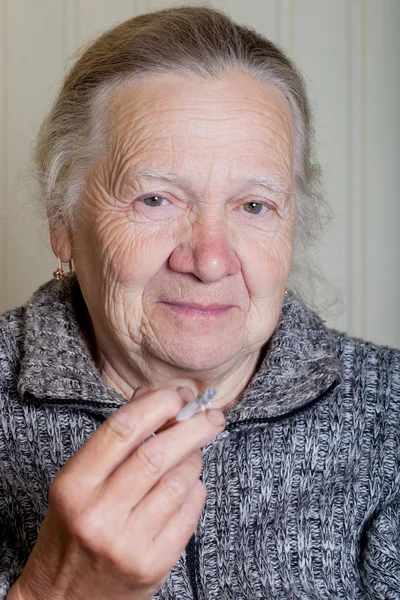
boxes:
[0,0,399,348]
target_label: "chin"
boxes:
[148,336,239,373]
[144,308,246,372]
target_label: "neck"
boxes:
[98,346,263,413]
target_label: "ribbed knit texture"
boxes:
[0,275,399,599]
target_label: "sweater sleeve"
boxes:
[0,325,26,598]
[359,493,400,599]
[0,527,25,600]
[0,431,30,599]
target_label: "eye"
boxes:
[242,202,269,215]
[142,195,169,207]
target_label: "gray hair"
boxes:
[34,5,330,304]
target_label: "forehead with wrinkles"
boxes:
[104,70,294,200]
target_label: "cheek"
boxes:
[239,226,293,295]
[88,213,175,289]
[76,171,178,287]
[108,223,174,288]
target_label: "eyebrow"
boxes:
[125,166,183,184]
[125,166,290,195]
[244,175,291,195]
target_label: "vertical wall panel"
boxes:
[64,0,81,61]
[212,0,277,41]
[276,0,293,52]
[347,0,365,338]
[292,0,350,333]
[0,1,6,311]
[5,1,66,310]
[79,0,137,40]
[132,0,158,16]
[364,0,400,347]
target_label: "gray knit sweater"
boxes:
[0,275,399,599]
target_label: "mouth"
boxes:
[159,301,234,318]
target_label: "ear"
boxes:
[47,209,72,264]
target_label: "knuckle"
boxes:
[49,476,64,504]
[132,555,156,587]
[103,540,135,574]
[50,472,90,518]
[105,408,137,440]
[68,509,95,541]
[164,472,187,501]
[135,442,164,475]
[68,507,106,548]
[49,474,73,511]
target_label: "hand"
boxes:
[8,387,226,600]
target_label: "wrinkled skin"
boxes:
[53,70,295,408]
[8,70,297,600]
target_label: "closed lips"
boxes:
[162,302,233,310]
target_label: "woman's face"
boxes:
[65,71,295,376]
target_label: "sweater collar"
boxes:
[18,274,340,421]
[18,275,124,413]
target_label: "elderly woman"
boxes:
[1,6,399,600]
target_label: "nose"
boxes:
[168,220,240,283]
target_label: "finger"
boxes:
[132,386,194,407]
[150,479,207,579]
[131,450,203,540]
[60,388,185,486]
[100,408,224,512]
[130,386,152,400]
[176,387,195,403]
[155,387,196,433]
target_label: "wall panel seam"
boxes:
[276,0,293,53]
[346,0,354,334]
[76,0,81,48]
[1,0,8,310]
[347,0,366,338]
[275,0,279,40]
[360,0,366,338]
[64,0,81,64]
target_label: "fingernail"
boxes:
[206,409,226,428]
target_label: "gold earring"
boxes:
[53,256,73,280]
